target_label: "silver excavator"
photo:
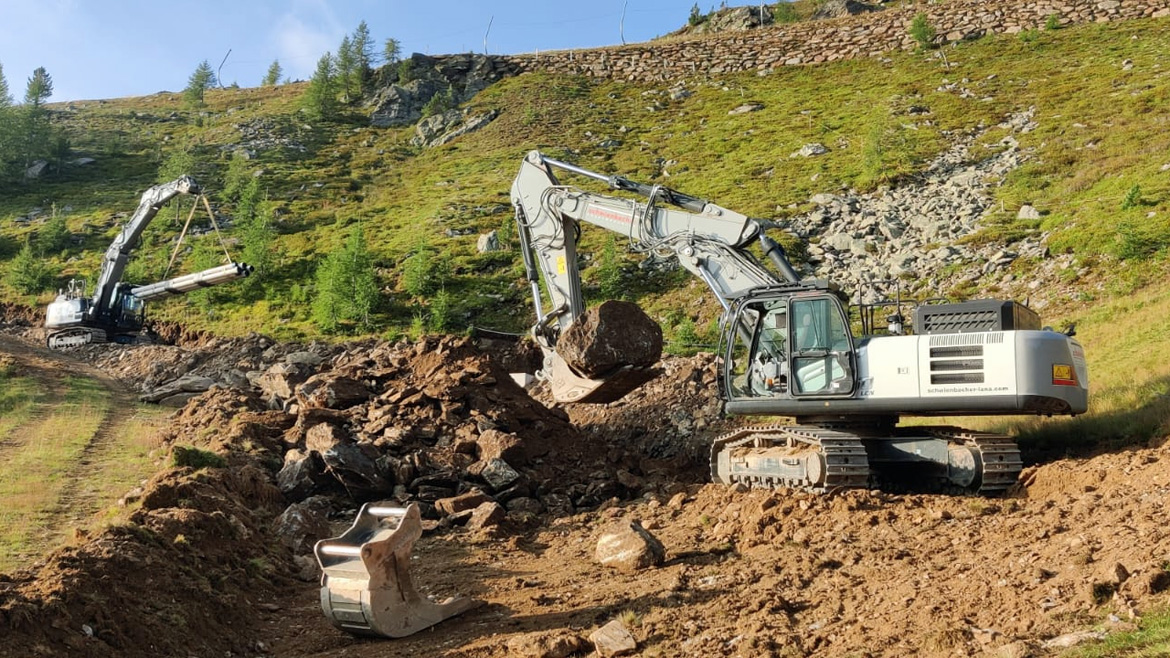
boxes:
[44,176,253,349]
[511,150,1089,495]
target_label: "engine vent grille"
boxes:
[930,372,985,385]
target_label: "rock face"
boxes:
[368,53,518,128]
[810,0,884,21]
[558,301,663,378]
[411,109,499,148]
[595,520,666,572]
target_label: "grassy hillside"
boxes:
[0,17,1167,345]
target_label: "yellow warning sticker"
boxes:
[1052,364,1075,384]
[556,256,566,275]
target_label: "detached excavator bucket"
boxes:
[545,352,661,404]
[314,502,480,638]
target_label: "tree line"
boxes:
[0,62,69,184]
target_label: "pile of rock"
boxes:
[786,109,1047,303]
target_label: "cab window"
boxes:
[727,300,789,398]
[789,297,855,396]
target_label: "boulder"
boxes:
[139,374,216,403]
[557,301,663,378]
[588,619,638,657]
[271,496,332,554]
[506,497,545,515]
[435,490,491,516]
[477,230,501,253]
[475,429,528,465]
[256,362,311,401]
[318,442,390,499]
[276,449,331,502]
[305,422,348,454]
[792,143,829,158]
[1017,204,1042,220]
[472,458,522,491]
[595,520,666,572]
[295,373,370,410]
[466,501,506,531]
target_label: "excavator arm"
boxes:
[89,176,200,323]
[511,150,802,401]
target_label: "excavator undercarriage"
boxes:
[710,422,1023,495]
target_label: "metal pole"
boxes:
[484,16,494,54]
[620,1,628,45]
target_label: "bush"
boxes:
[1045,13,1062,30]
[171,445,226,469]
[428,288,452,332]
[8,239,55,294]
[688,3,708,26]
[909,13,937,50]
[1121,184,1142,211]
[774,3,799,23]
[36,212,70,254]
[421,87,456,118]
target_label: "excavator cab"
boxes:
[723,288,857,403]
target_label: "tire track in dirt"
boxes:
[0,333,145,551]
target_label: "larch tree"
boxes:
[335,35,355,101]
[183,60,217,107]
[351,20,374,94]
[262,60,282,86]
[300,53,337,120]
[21,67,53,167]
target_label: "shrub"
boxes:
[171,445,226,469]
[774,3,799,23]
[8,239,55,294]
[1121,184,1142,210]
[688,3,708,26]
[1045,13,1062,31]
[909,13,937,50]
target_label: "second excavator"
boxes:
[44,176,253,349]
[511,150,1088,495]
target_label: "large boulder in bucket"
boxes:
[557,300,663,378]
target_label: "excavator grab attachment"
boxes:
[314,503,481,638]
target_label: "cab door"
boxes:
[787,295,857,396]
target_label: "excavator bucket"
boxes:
[314,503,481,638]
[545,352,660,404]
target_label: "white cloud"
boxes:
[269,0,345,81]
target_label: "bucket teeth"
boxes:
[314,502,481,638]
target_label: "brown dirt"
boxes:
[2,327,1169,657]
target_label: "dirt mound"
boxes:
[0,389,293,658]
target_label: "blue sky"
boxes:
[0,0,736,102]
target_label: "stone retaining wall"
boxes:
[458,0,1170,83]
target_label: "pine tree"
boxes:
[183,60,217,107]
[8,238,54,294]
[24,67,52,107]
[0,62,13,177]
[20,67,53,169]
[351,21,374,94]
[335,36,355,101]
[262,59,282,86]
[36,211,70,254]
[301,53,337,120]
[237,193,278,301]
[0,62,12,108]
[311,224,378,332]
[383,38,402,65]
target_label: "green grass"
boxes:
[1064,607,1170,657]
[0,373,41,437]
[0,376,166,573]
[0,18,1168,346]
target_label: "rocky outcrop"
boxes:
[368,54,520,128]
[810,0,884,21]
